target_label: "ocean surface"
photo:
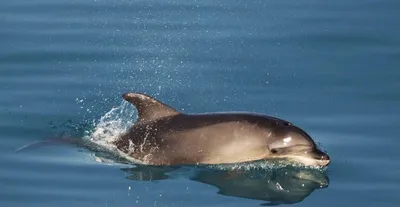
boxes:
[1,0,400,206]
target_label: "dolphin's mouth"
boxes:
[271,155,330,167]
[291,155,330,167]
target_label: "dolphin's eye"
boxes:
[284,122,292,126]
[271,149,278,154]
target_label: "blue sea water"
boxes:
[1,0,400,206]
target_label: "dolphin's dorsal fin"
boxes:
[122,92,180,122]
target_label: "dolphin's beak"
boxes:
[319,158,330,166]
[271,151,331,167]
[314,149,330,166]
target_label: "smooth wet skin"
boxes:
[114,92,330,167]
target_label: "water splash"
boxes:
[202,159,327,172]
[82,101,144,164]
[85,101,136,143]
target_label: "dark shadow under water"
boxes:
[120,163,329,206]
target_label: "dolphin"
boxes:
[113,92,330,167]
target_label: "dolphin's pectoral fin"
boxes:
[122,92,180,122]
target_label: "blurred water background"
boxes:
[0,0,399,206]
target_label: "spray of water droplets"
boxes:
[85,101,135,142]
[80,101,146,164]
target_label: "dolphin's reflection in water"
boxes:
[121,163,329,206]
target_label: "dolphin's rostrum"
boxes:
[113,92,330,167]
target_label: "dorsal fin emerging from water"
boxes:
[122,92,180,122]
